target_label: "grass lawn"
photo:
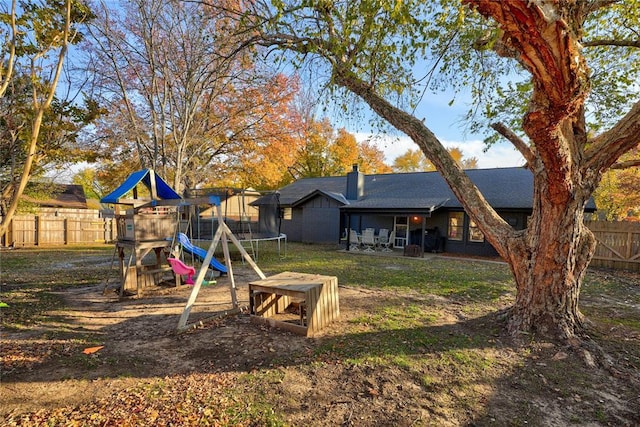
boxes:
[1,243,639,426]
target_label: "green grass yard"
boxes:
[1,243,639,426]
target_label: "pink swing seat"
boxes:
[167,258,196,285]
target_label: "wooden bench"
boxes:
[249,272,339,337]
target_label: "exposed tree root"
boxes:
[494,307,640,384]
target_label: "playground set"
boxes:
[101,169,340,335]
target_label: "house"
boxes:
[253,165,597,257]
[21,183,87,209]
[18,183,98,219]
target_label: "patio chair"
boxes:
[381,230,395,251]
[378,228,389,249]
[349,229,361,251]
[361,228,376,252]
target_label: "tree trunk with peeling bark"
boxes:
[505,179,596,339]
[461,0,638,341]
[328,1,640,341]
[243,0,640,343]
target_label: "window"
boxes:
[280,207,292,220]
[448,212,464,241]
[468,220,484,242]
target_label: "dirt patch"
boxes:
[2,256,640,426]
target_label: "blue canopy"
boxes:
[100,169,182,204]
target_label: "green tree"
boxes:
[220,0,640,345]
[72,167,103,201]
[0,0,93,235]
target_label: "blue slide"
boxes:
[177,233,228,274]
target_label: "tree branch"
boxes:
[332,66,514,258]
[584,0,622,15]
[582,39,640,48]
[611,158,640,170]
[490,122,536,168]
[586,100,640,171]
[0,0,17,98]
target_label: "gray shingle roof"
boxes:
[291,189,349,207]
[275,176,346,206]
[267,167,597,211]
[22,184,88,209]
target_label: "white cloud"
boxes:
[355,133,525,169]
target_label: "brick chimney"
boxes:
[346,164,364,200]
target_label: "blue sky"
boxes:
[356,132,525,169]
[347,90,526,169]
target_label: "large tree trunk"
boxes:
[505,184,596,340]
[333,67,600,342]
[252,0,640,345]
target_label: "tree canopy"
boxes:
[216,0,640,344]
[0,0,93,234]
[392,146,478,172]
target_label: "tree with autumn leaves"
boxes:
[393,147,478,172]
[593,147,640,221]
[0,0,94,236]
[235,116,390,189]
[84,0,303,194]
[82,0,388,194]
[217,0,640,348]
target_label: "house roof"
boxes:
[273,176,346,206]
[291,189,349,208]
[100,169,181,204]
[22,184,88,209]
[267,167,597,213]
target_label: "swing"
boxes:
[167,257,196,284]
[177,196,266,331]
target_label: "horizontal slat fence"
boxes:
[3,214,117,247]
[586,221,640,272]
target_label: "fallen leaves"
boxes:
[2,372,261,426]
[0,338,77,375]
[82,346,104,355]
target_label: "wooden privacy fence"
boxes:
[3,215,117,247]
[3,215,639,271]
[586,221,640,272]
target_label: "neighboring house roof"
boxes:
[22,184,88,209]
[100,169,181,204]
[264,167,597,213]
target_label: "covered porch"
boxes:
[341,198,449,256]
